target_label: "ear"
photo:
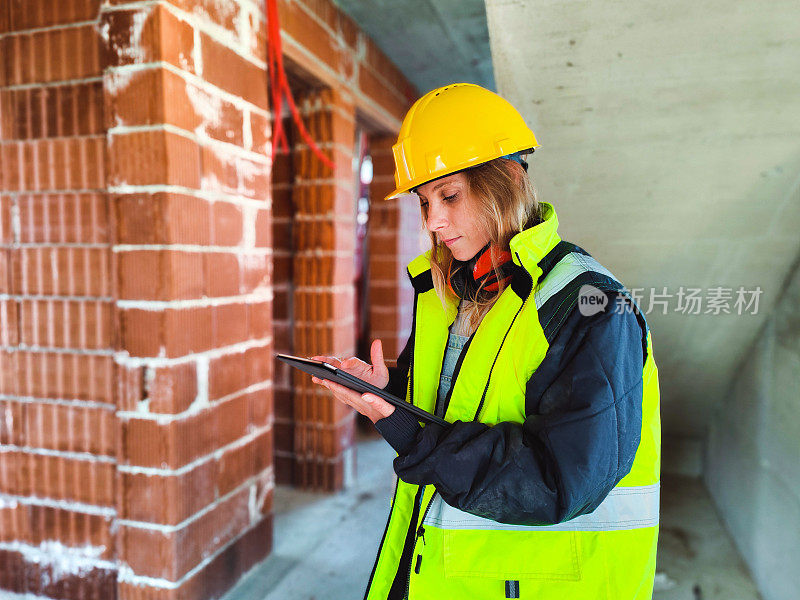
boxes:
[505,159,525,186]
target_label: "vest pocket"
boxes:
[442,528,581,581]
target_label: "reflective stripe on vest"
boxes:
[423,483,660,532]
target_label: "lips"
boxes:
[443,236,461,246]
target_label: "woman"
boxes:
[312,83,661,600]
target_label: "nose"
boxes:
[425,201,448,232]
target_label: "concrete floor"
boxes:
[223,436,762,600]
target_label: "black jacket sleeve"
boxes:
[392,292,646,526]
[376,333,421,454]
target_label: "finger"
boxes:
[370,339,388,375]
[340,357,359,369]
[311,355,341,368]
[331,385,375,413]
[362,393,395,418]
[322,378,359,400]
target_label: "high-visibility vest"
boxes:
[365,202,661,600]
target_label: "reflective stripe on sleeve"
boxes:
[423,482,660,532]
[534,252,620,308]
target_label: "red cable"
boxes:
[267,0,287,153]
[266,0,334,171]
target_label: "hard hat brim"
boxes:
[383,146,539,200]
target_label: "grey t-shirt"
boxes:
[436,331,470,417]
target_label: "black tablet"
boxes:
[276,353,447,426]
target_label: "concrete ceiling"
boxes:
[336,0,800,439]
[486,0,800,436]
[332,0,495,93]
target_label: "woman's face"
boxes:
[416,172,490,261]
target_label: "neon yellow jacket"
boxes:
[365,203,661,599]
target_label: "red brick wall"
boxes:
[0,0,417,597]
[1,0,274,598]
[265,0,418,491]
[365,136,418,360]
[0,1,120,598]
[271,91,360,490]
[290,88,357,490]
[272,90,359,489]
[271,111,296,485]
[108,2,275,598]
[277,0,417,131]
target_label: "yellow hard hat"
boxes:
[385,83,539,199]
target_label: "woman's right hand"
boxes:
[311,338,390,390]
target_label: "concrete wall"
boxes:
[705,251,800,600]
[486,0,800,444]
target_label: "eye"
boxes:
[442,192,459,202]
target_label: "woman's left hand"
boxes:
[310,339,396,424]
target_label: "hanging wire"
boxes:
[266,0,335,170]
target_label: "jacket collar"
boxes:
[509,202,561,278]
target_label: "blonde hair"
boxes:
[421,158,543,334]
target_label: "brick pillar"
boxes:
[271,111,296,485]
[366,135,417,362]
[290,88,357,491]
[107,3,274,599]
[1,2,274,599]
[0,1,118,598]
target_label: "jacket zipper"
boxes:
[409,295,465,595]
[408,290,419,407]
[404,489,437,598]
[471,298,527,421]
